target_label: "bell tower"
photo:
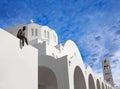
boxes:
[102,59,114,86]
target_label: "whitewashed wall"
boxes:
[0,28,38,89]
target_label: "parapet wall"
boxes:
[0,28,38,89]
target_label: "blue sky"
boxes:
[0,0,120,88]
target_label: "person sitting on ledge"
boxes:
[17,26,28,46]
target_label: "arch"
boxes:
[102,83,105,89]
[64,40,85,69]
[97,79,101,89]
[74,66,86,89]
[38,66,58,89]
[88,74,95,89]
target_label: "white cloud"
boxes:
[110,51,120,87]
[77,20,120,88]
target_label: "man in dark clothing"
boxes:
[17,26,28,46]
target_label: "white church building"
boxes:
[0,21,115,89]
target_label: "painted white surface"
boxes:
[7,24,58,46]
[6,23,115,89]
[0,28,38,89]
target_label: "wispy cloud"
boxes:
[77,20,120,87]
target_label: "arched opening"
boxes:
[38,66,58,89]
[97,79,101,89]
[88,74,95,89]
[102,83,105,89]
[74,66,86,89]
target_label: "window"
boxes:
[31,28,34,36]
[44,30,46,38]
[104,65,110,70]
[47,31,49,38]
[35,29,38,36]
[104,60,107,63]
[69,61,71,66]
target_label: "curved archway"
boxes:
[97,79,101,89]
[74,66,87,89]
[102,83,105,89]
[38,66,58,89]
[88,74,95,89]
